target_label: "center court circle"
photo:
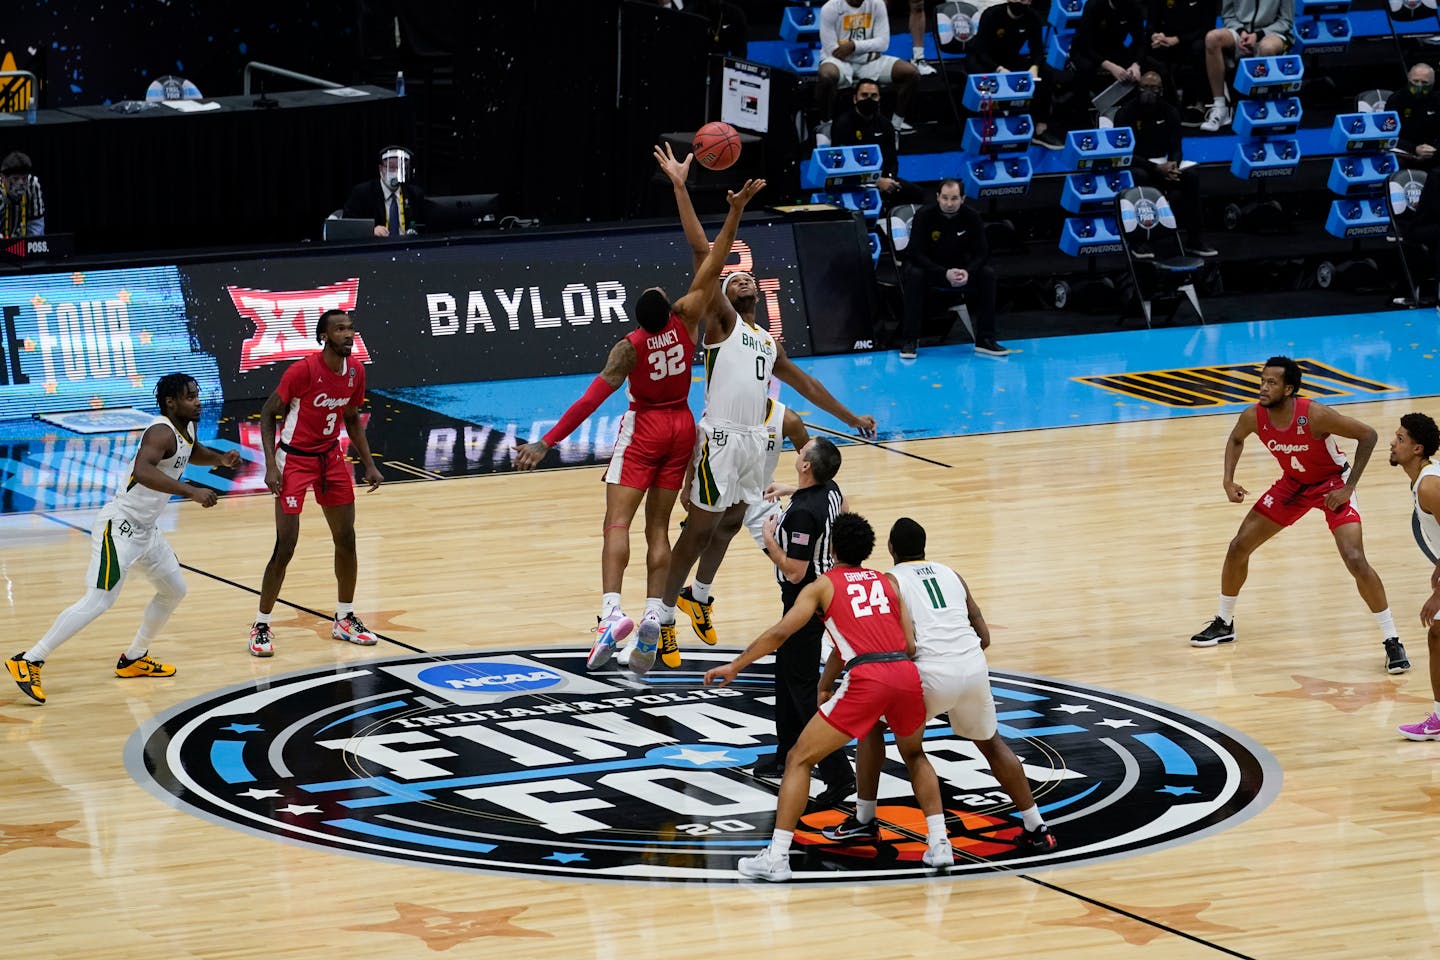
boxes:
[126,648,1281,884]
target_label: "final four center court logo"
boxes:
[127,649,1280,884]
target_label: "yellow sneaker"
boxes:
[677,586,718,646]
[658,623,682,669]
[115,652,176,678]
[6,654,45,704]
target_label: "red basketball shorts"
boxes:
[1252,473,1360,531]
[277,445,354,514]
[820,660,926,740]
[603,406,695,492]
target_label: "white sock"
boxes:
[660,603,677,626]
[601,592,622,620]
[1433,700,1440,717]
[912,45,925,61]
[1212,96,1226,109]
[925,813,947,845]
[336,601,354,619]
[126,569,186,661]
[1019,805,1044,831]
[770,828,794,856]
[644,597,662,619]
[892,114,907,130]
[1374,608,1397,641]
[855,798,877,823]
[1217,595,1237,623]
[691,581,712,605]
[28,587,119,662]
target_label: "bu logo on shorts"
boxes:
[713,429,728,447]
[118,520,134,538]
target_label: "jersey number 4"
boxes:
[1290,455,1305,473]
[647,345,686,380]
[847,580,892,619]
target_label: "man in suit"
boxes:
[343,146,426,237]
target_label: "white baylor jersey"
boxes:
[1413,462,1440,562]
[110,416,193,527]
[702,315,777,426]
[890,560,982,660]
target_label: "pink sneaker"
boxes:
[587,614,633,670]
[1398,712,1440,741]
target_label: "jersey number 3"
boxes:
[324,412,338,435]
[847,580,892,619]
[648,345,686,381]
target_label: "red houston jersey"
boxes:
[277,352,366,452]
[625,313,695,408]
[821,567,909,662]
[1256,397,1346,484]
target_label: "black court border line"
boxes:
[35,507,1259,957]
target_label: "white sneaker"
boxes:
[587,613,634,670]
[1199,103,1231,133]
[892,116,915,134]
[628,613,660,674]
[737,845,792,881]
[923,838,955,867]
[913,59,937,76]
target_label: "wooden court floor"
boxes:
[3,395,1440,959]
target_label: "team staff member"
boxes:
[249,309,383,658]
[7,374,240,704]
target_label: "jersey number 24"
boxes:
[847,580,892,619]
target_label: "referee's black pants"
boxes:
[773,609,854,789]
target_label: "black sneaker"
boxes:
[752,756,783,780]
[1019,824,1058,853]
[974,339,1011,357]
[810,779,857,809]
[1384,637,1411,674]
[1180,104,1208,128]
[821,814,881,842]
[1130,241,1155,260]
[1189,616,1235,647]
[1032,129,1064,150]
[899,340,918,360]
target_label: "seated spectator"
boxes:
[654,0,748,60]
[1200,0,1294,132]
[1142,0,1217,113]
[1114,71,1217,256]
[343,145,427,237]
[1388,63,1439,165]
[829,80,926,205]
[899,179,1007,360]
[816,0,919,136]
[1049,0,1147,147]
[967,0,1060,149]
[0,151,46,239]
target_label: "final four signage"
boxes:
[127,649,1278,883]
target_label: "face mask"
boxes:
[1139,90,1161,105]
[855,98,878,117]
[1411,82,1433,97]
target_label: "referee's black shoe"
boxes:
[810,779,856,810]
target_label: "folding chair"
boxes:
[932,2,981,132]
[1388,169,1431,306]
[1115,186,1205,326]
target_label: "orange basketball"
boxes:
[693,121,742,171]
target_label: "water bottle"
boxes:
[395,71,405,97]
[26,99,36,124]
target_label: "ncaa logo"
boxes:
[1133,198,1160,231]
[127,649,1277,884]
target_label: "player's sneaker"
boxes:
[677,587,718,645]
[923,838,955,867]
[629,614,660,674]
[1189,616,1235,647]
[912,58,937,76]
[1384,637,1411,674]
[115,652,176,678]
[1019,824,1058,853]
[737,845,792,882]
[658,622,682,669]
[1398,712,1440,741]
[821,814,880,843]
[587,613,633,670]
[249,622,275,658]
[333,613,378,646]
[6,654,45,704]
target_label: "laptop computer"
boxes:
[323,218,375,241]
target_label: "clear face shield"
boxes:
[380,149,412,190]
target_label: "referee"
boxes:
[757,436,856,806]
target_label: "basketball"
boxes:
[693,122,742,171]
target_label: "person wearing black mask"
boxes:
[1054,0,1147,142]
[899,179,1006,359]
[1115,71,1216,257]
[1388,63,1439,165]
[969,0,1062,150]
[830,80,925,205]
[1142,0,1218,112]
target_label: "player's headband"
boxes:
[721,271,754,296]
